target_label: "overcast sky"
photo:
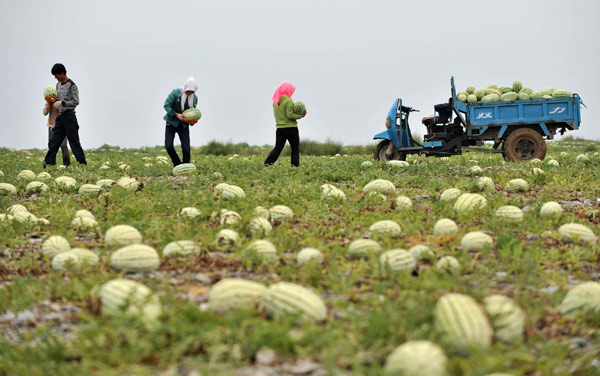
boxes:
[1,0,598,150]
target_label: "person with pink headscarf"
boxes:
[264,81,307,166]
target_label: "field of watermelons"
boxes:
[0,140,599,376]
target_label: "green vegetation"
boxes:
[0,139,598,375]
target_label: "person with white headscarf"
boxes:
[163,76,199,166]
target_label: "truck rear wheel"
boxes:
[374,140,406,161]
[502,128,546,162]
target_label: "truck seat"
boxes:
[422,116,439,124]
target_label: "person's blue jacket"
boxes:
[163,88,198,128]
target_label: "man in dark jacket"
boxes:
[44,63,87,167]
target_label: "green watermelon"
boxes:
[501,92,518,102]
[172,163,197,176]
[474,89,485,100]
[552,90,573,98]
[512,81,523,93]
[539,88,555,96]
[182,108,202,122]
[481,94,500,103]
[43,85,57,101]
[518,92,530,101]
[483,88,502,96]
[294,101,306,114]
[530,91,544,99]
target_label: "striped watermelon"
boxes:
[436,255,461,273]
[501,92,518,102]
[71,216,98,228]
[454,193,487,212]
[0,183,17,195]
[363,179,395,194]
[294,101,306,114]
[380,249,416,273]
[172,163,197,176]
[208,278,267,314]
[215,229,239,247]
[347,239,383,259]
[162,240,201,257]
[369,220,401,237]
[495,205,524,221]
[42,235,71,258]
[483,295,526,343]
[461,231,493,251]
[559,281,600,315]
[558,223,596,243]
[434,293,493,352]
[440,188,462,201]
[394,195,412,208]
[408,244,435,262]
[481,93,500,103]
[505,179,529,192]
[263,282,327,322]
[18,170,36,181]
[477,177,494,191]
[110,244,160,272]
[384,340,447,376]
[96,278,161,327]
[36,172,51,181]
[297,247,324,265]
[248,216,273,237]
[243,239,278,262]
[7,204,28,215]
[51,248,99,271]
[105,225,142,246]
[433,218,458,235]
[540,201,562,216]
[26,181,49,194]
[182,108,202,121]
[117,177,140,191]
[180,207,201,218]
[96,179,115,188]
[78,184,102,195]
[218,209,241,225]
[43,85,58,101]
[220,184,246,199]
[269,205,294,222]
[512,81,523,93]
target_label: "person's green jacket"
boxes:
[163,88,198,128]
[273,95,303,128]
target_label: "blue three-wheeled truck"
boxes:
[373,77,583,162]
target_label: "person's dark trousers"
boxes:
[48,127,71,166]
[44,111,86,167]
[164,123,190,166]
[264,127,300,167]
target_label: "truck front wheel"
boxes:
[374,140,406,161]
[502,128,546,162]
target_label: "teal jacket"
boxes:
[163,88,198,128]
